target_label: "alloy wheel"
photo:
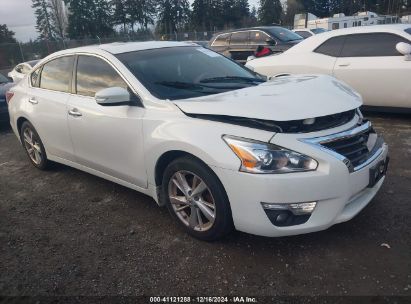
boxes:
[23,127,43,165]
[168,170,216,232]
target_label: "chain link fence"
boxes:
[0,31,217,75]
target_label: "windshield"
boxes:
[116,46,264,100]
[266,27,303,42]
[0,73,9,83]
[311,28,327,34]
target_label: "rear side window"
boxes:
[314,36,346,57]
[39,56,74,92]
[230,31,249,45]
[212,33,230,46]
[340,33,410,57]
[76,55,128,97]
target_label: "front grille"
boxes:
[321,129,372,168]
[303,121,385,172]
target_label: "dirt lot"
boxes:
[0,113,410,298]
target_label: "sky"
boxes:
[0,0,260,42]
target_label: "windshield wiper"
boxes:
[200,76,265,84]
[156,81,247,91]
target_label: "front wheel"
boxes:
[162,156,234,241]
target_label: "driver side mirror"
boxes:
[265,38,276,46]
[396,42,411,61]
[95,87,130,105]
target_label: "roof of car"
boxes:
[286,24,411,53]
[320,24,410,37]
[51,41,199,57]
[213,26,286,35]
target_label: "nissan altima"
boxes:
[6,42,388,240]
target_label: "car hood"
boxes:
[173,75,362,122]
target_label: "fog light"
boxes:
[261,202,317,215]
[261,202,317,227]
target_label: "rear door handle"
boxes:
[28,97,38,105]
[68,108,82,117]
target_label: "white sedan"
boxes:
[8,60,39,83]
[247,24,411,110]
[6,42,388,240]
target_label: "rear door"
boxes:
[333,33,411,107]
[67,54,147,188]
[228,31,251,63]
[25,56,75,161]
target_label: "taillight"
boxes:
[5,91,14,104]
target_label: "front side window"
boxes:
[314,36,346,57]
[405,28,411,35]
[266,27,302,42]
[250,31,270,44]
[116,46,264,100]
[212,33,230,46]
[294,31,312,39]
[76,55,128,97]
[340,33,410,57]
[311,28,327,34]
[230,32,249,45]
[39,56,74,92]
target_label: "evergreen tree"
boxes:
[126,0,156,31]
[157,0,190,36]
[0,24,17,43]
[94,0,114,37]
[32,0,55,40]
[49,0,67,40]
[258,0,283,25]
[112,0,128,32]
[65,0,113,39]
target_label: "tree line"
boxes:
[1,0,410,44]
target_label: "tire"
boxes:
[20,121,50,170]
[162,156,234,241]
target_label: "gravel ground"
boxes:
[0,113,410,298]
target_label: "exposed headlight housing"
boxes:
[223,135,318,174]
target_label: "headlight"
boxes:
[223,135,318,174]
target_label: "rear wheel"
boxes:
[162,156,233,241]
[20,121,50,170]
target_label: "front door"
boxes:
[67,55,147,188]
[333,32,411,108]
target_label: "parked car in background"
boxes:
[209,26,303,63]
[293,28,328,39]
[8,42,388,240]
[8,60,39,82]
[246,25,411,111]
[0,73,14,123]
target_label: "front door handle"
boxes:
[28,97,38,105]
[68,108,82,117]
[338,62,351,67]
